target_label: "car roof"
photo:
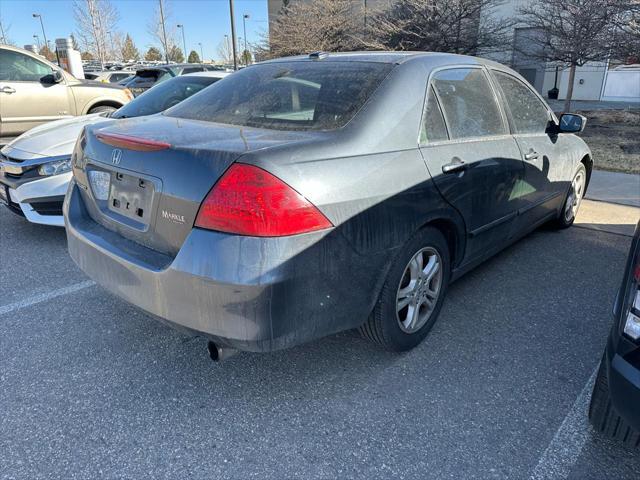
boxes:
[182,71,230,79]
[258,51,501,68]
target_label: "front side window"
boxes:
[0,49,53,82]
[166,61,393,131]
[492,71,551,134]
[420,86,448,143]
[431,68,506,140]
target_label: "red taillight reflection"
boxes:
[96,132,171,151]
[195,163,333,237]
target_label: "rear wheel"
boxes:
[88,105,117,115]
[360,227,450,351]
[588,357,640,448]
[553,163,586,228]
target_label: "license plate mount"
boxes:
[108,172,155,226]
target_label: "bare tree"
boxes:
[366,0,514,55]
[148,0,176,63]
[518,0,640,112]
[0,16,16,45]
[217,37,233,64]
[262,0,364,59]
[73,0,120,68]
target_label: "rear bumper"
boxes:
[606,334,640,431]
[64,180,385,352]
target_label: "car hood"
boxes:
[69,79,127,91]
[1,114,113,161]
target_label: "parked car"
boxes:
[0,71,228,226]
[589,220,640,448]
[0,44,133,144]
[124,63,214,96]
[84,70,133,83]
[64,52,592,358]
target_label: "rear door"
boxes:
[418,67,525,262]
[0,48,73,137]
[490,70,568,226]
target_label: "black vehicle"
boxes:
[124,63,212,96]
[589,220,640,448]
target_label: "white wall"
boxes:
[601,69,640,102]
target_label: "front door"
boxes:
[419,68,525,262]
[0,48,73,138]
[490,70,569,227]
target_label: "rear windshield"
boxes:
[127,69,171,86]
[112,76,220,119]
[165,61,393,131]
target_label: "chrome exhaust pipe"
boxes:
[207,341,239,361]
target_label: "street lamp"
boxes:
[198,42,204,64]
[177,24,187,62]
[32,13,48,50]
[33,34,41,50]
[242,13,249,66]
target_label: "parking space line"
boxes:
[529,366,599,480]
[0,280,95,316]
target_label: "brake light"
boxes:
[95,132,170,151]
[195,163,333,237]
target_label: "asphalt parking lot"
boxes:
[1,200,639,480]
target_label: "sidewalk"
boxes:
[586,170,640,207]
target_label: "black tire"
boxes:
[88,105,117,115]
[588,357,640,448]
[359,227,450,352]
[553,163,587,229]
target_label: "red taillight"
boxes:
[95,132,171,151]
[195,163,333,237]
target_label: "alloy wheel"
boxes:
[396,247,443,333]
[564,170,586,223]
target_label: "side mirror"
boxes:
[558,113,586,133]
[52,69,64,83]
[41,69,64,85]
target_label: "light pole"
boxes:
[158,0,169,64]
[228,0,238,70]
[177,24,187,62]
[32,14,48,50]
[198,42,204,63]
[242,13,249,65]
[33,34,41,51]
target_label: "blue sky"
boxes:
[0,0,269,60]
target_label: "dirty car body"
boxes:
[64,52,592,352]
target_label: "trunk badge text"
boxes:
[162,210,186,224]
[111,149,122,165]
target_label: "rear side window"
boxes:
[182,66,204,74]
[166,61,393,131]
[492,71,551,134]
[420,86,448,143]
[431,68,506,140]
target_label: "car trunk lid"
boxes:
[74,114,320,256]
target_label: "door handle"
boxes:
[442,158,467,174]
[0,86,16,94]
[524,150,539,161]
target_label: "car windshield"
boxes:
[112,76,220,119]
[165,61,393,131]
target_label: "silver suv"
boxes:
[0,44,133,143]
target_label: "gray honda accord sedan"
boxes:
[64,52,592,356]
